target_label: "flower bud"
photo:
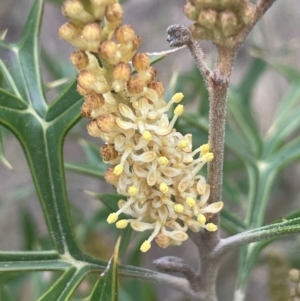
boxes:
[104,166,119,186]
[82,23,102,41]
[78,70,110,94]
[131,35,141,51]
[87,119,102,137]
[77,83,89,96]
[85,90,105,110]
[147,67,157,83]
[105,3,123,23]
[219,10,238,37]
[59,22,80,42]
[98,40,117,59]
[70,51,89,70]
[147,81,164,97]
[62,0,94,23]
[127,75,144,95]
[155,233,171,249]
[100,144,118,161]
[96,114,116,133]
[198,9,217,29]
[241,4,256,25]
[132,53,150,72]
[113,63,131,81]
[81,102,92,118]
[114,24,135,43]
[184,2,199,21]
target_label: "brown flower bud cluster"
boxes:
[184,0,255,44]
[60,0,223,252]
[289,269,300,301]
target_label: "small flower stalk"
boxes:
[60,0,223,252]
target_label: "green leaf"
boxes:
[263,85,300,156]
[20,208,38,251]
[0,287,14,301]
[237,56,267,105]
[0,0,46,115]
[0,126,12,169]
[88,237,121,301]
[37,266,90,301]
[269,61,300,83]
[227,89,261,156]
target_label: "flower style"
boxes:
[60,0,223,252]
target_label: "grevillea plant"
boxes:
[0,0,300,300]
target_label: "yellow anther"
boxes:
[172,92,184,103]
[178,140,188,149]
[140,240,151,252]
[199,143,210,155]
[128,186,138,196]
[206,223,218,232]
[174,204,184,213]
[158,156,169,166]
[107,213,118,224]
[159,183,169,194]
[174,104,184,116]
[197,214,206,225]
[186,197,196,208]
[142,130,152,141]
[113,164,123,176]
[116,219,128,229]
[203,152,214,162]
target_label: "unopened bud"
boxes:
[127,75,144,95]
[183,2,198,21]
[62,0,94,23]
[132,53,150,72]
[113,63,131,81]
[70,51,89,70]
[100,144,118,161]
[104,166,119,186]
[155,233,171,249]
[87,119,102,137]
[98,41,117,59]
[114,24,135,43]
[105,3,123,23]
[82,23,102,42]
[219,10,238,37]
[81,102,92,118]
[85,91,104,110]
[59,22,80,42]
[147,80,164,97]
[198,9,217,29]
[96,114,116,133]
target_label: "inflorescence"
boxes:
[59,0,223,252]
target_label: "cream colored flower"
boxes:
[60,0,223,252]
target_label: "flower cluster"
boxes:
[184,0,255,44]
[59,0,223,252]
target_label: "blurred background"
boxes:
[0,0,300,300]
